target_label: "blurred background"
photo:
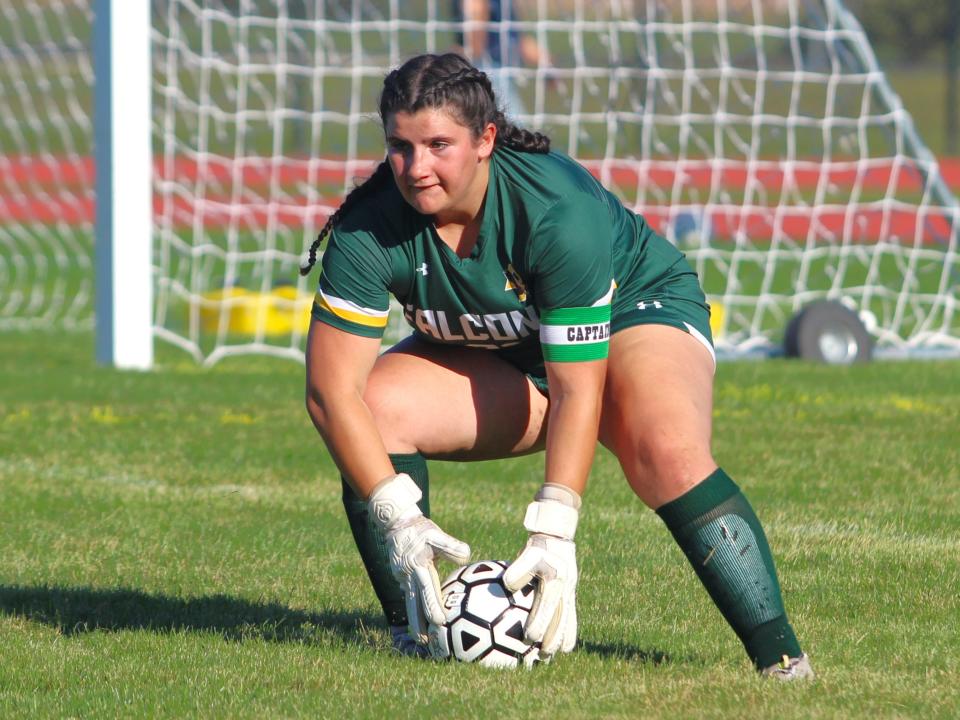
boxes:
[2,0,958,363]
[850,0,960,159]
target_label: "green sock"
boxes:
[341,452,430,628]
[655,468,802,669]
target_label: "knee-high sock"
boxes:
[340,452,430,628]
[655,468,802,669]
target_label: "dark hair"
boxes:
[300,53,550,276]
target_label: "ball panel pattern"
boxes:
[437,560,545,668]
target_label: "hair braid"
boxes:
[494,110,551,153]
[422,66,487,104]
[299,161,392,277]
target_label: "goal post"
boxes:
[2,0,958,364]
[93,0,153,369]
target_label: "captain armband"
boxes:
[539,304,612,362]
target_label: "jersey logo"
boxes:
[503,263,527,302]
[403,303,540,348]
[637,300,663,310]
[415,262,429,276]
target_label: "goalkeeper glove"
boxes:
[502,483,580,657]
[368,473,471,645]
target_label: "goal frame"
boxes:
[94,0,153,369]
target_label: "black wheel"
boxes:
[783,300,873,364]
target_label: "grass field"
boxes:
[1,331,958,718]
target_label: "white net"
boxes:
[0,0,94,331]
[4,0,959,360]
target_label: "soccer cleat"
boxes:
[390,625,431,658]
[761,653,815,681]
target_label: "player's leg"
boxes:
[599,323,716,505]
[338,335,548,651]
[362,335,548,461]
[600,319,810,676]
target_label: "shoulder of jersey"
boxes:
[496,147,604,206]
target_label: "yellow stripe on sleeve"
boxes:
[314,290,389,328]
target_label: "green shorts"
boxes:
[524,255,715,396]
[610,255,715,359]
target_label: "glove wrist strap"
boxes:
[536,483,582,510]
[523,496,579,541]
[367,473,422,530]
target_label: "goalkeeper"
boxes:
[301,52,813,679]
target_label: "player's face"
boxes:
[385,107,495,223]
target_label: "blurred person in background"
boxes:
[453,0,551,118]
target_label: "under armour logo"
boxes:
[637,300,663,310]
[415,262,429,276]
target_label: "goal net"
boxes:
[0,1,94,332]
[3,0,958,362]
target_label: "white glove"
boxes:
[368,473,471,645]
[502,483,580,657]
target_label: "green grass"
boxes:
[1,330,959,718]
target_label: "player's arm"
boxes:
[305,319,393,497]
[306,223,400,496]
[525,193,615,495]
[502,193,614,656]
[306,316,471,644]
[502,304,610,656]
[307,230,470,644]
[541,330,609,496]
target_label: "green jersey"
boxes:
[313,146,689,376]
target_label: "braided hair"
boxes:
[299,53,551,276]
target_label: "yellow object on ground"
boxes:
[198,286,313,335]
[198,289,725,340]
[708,298,724,339]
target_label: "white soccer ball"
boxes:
[430,560,545,669]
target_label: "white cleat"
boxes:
[761,653,815,681]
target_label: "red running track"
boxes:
[2,155,959,241]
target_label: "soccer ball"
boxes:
[430,560,545,669]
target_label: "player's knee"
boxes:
[622,436,715,505]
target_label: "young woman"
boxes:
[302,53,813,679]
